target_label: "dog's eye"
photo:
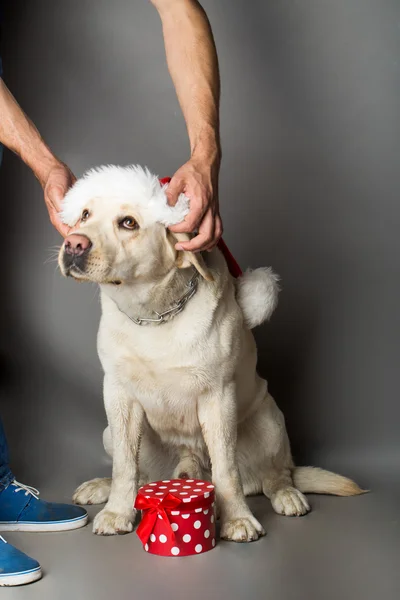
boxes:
[81,209,90,222]
[120,217,138,231]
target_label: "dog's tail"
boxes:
[293,466,367,496]
[236,267,280,329]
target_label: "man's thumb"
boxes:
[165,178,182,207]
[46,182,66,209]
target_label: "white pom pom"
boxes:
[236,267,280,329]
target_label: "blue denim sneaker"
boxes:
[0,480,88,532]
[0,536,42,586]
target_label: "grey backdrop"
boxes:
[0,1,399,599]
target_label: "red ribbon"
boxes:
[135,491,214,546]
[159,177,243,279]
[216,237,243,278]
[135,493,181,545]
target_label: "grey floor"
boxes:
[1,483,399,599]
[0,372,399,600]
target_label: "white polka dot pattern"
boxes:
[136,478,216,557]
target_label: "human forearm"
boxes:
[0,79,60,185]
[150,0,222,252]
[151,0,221,163]
[0,79,75,236]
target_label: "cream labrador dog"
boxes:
[58,165,363,542]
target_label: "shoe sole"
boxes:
[0,514,88,532]
[0,566,42,586]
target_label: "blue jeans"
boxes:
[0,419,14,491]
[0,142,15,491]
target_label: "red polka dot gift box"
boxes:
[134,479,216,557]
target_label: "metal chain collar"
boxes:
[113,271,199,326]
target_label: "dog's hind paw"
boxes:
[73,478,111,505]
[93,509,135,536]
[172,456,204,481]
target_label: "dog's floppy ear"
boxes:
[167,231,214,282]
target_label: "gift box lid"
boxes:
[137,479,215,509]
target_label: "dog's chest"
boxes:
[101,322,218,437]
[121,353,206,438]
[117,349,210,394]
[98,280,240,438]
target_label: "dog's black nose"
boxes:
[64,234,92,257]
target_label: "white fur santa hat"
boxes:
[61,164,189,229]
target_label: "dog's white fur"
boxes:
[59,165,364,542]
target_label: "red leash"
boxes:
[159,177,242,278]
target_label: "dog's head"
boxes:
[58,165,212,285]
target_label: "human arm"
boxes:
[150,0,222,252]
[0,78,74,236]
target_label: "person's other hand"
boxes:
[41,161,76,237]
[167,157,222,253]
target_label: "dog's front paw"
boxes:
[93,509,135,536]
[271,487,310,516]
[221,516,265,542]
[73,478,111,505]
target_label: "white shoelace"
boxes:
[11,480,40,500]
[0,535,7,544]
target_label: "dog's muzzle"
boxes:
[62,233,92,274]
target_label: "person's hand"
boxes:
[41,161,76,237]
[167,157,222,253]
